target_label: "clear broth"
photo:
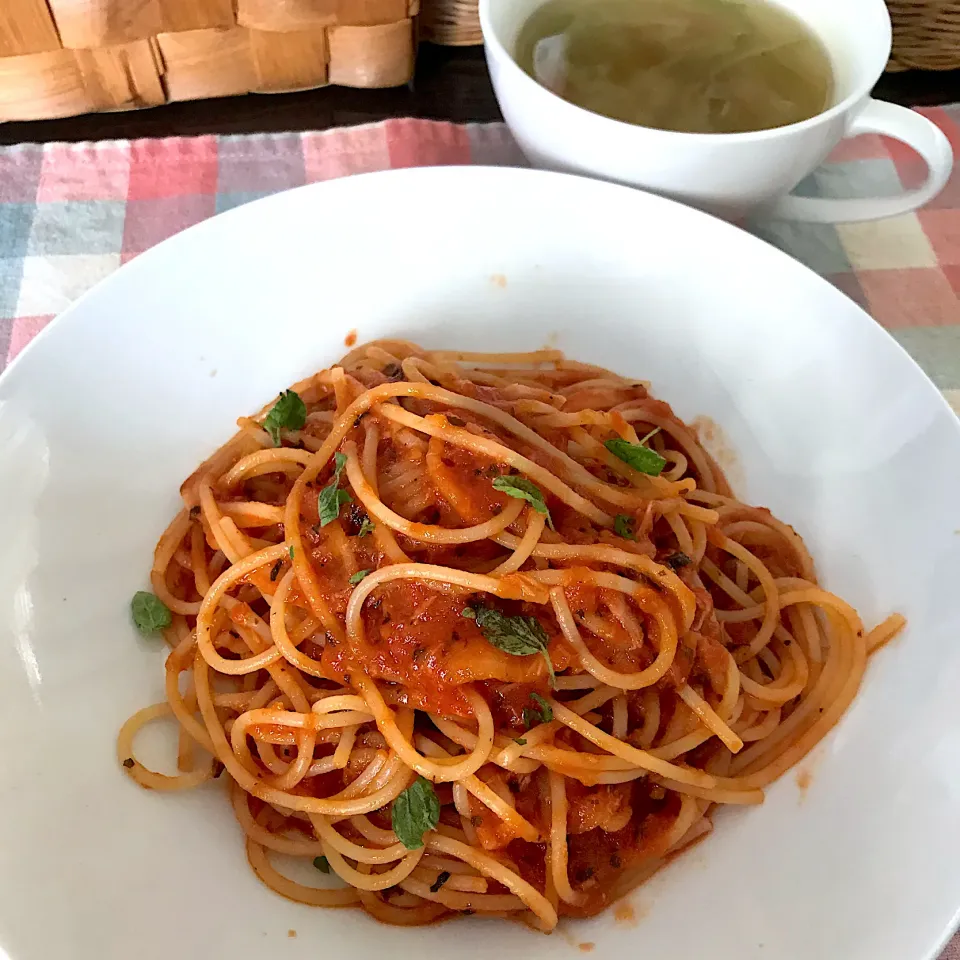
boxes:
[515,0,834,134]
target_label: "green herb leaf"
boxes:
[470,605,556,687]
[664,551,692,570]
[491,475,554,530]
[461,607,476,619]
[131,591,172,634]
[530,692,553,723]
[319,488,352,525]
[318,452,352,526]
[313,856,330,874]
[357,517,375,538]
[289,545,295,559]
[514,737,527,746]
[523,692,554,730]
[392,776,440,849]
[349,569,372,585]
[614,514,636,540]
[604,434,666,477]
[263,390,306,447]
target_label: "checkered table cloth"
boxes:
[1,113,960,397]
[0,115,958,957]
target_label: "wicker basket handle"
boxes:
[769,99,953,224]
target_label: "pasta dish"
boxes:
[118,340,903,930]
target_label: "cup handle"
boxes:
[767,98,953,224]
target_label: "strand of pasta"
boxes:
[117,703,215,790]
[344,441,526,543]
[377,404,616,524]
[549,585,678,690]
[548,771,585,905]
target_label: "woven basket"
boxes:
[420,0,960,72]
[887,1,960,71]
[420,0,480,45]
[0,0,418,122]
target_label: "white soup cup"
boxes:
[479,0,954,223]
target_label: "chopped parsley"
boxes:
[613,513,636,540]
[604,428,666,476]
[530,692,553,722]
[462,605,555,687]
[491,475,554,529]
[392,776,440,850]
[131,591,171,635]
[263,390,306,446]
[348,569,372,585]
[523,692,554,729]
[318,452,352,526]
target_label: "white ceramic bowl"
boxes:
[478,0,953,223]
[0,166,959,960]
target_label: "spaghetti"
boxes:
[119,340,903,930]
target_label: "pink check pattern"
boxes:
[2,113,960,407]
[0,115,957,957]
[2,114,960,388]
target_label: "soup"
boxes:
[514,0,834,134]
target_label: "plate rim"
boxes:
[2,164,957,437]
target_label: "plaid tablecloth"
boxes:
[1,112,960,396]
[0,114,958,956]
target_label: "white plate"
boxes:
[0,166,959,960]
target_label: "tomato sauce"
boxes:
[314,577,575,717]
